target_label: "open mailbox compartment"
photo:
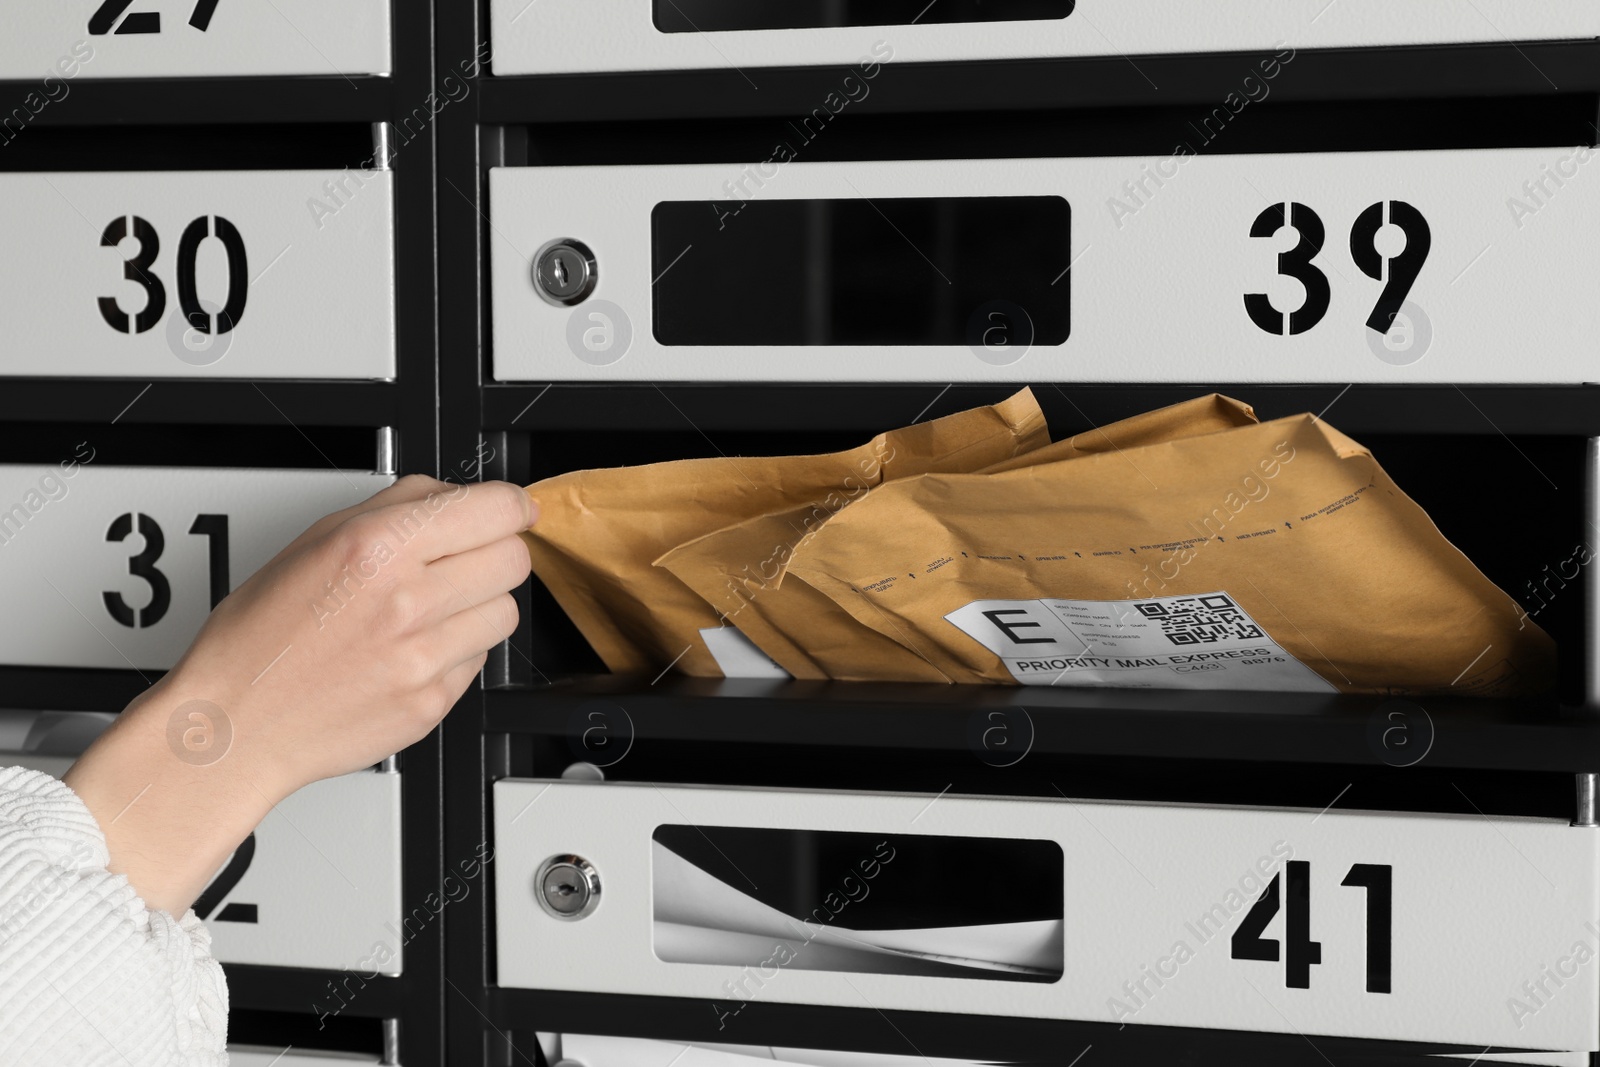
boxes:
[482,396,1600,1065]
[495,402,1597,708]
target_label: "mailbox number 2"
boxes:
[90,0,221,34]
[193,832,257,924]
[104,512,230,628]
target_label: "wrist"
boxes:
[64,673,284,915]
[145,657,306,803]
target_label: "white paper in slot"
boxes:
[653,841,1062,979]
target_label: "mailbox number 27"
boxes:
[90,0,221,34]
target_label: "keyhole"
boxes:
[554,880,576,898]
[551,256,568,287]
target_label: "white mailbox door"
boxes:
[0,171,395,380]
[200,770,404,975]
[0,466,393,670]
[496,780,1600,1060]
[491,149,1600,384]
[489,1,1600,76]
[0,3,389,80]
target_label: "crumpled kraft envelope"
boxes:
[785,413,1554,697]
[521,389,1049,677]
[658,394,1259,682]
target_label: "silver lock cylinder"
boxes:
[536,854,602,920]
[533,238,598,306]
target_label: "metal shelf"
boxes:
[483,675,1598,775]
[483,383,1600,437]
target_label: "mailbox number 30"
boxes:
[99,216,249,336]
[89,0,221,34]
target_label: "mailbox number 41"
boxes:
[1232,860,1393,993]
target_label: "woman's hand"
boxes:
[65,476,536,915]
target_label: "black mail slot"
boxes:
[654,0,1076,33]
[652,195,1072,347]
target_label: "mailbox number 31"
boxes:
[104,513,230,629]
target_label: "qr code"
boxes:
[1135,594,1265,646]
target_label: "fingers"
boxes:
[365,482,537,564]
[270,475,450,568]
[432,593,520,667]
[365,474,456,508]
[425,535,532,617]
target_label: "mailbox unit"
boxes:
[2,2,1598,1066]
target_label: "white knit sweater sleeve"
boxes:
[0,766,229,1067]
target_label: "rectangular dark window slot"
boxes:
[652,195,1071,346]
[654,0,1074,32]
[652,825,1064,982]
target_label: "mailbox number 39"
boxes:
[1245,201,1431,337]
[89,0,221,34]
